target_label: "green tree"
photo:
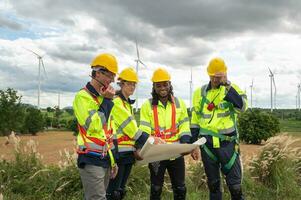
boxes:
[238,109,280,144]
[23,107,45,135]
[68,118,78,136]
[46,107,54,112]
[0,88,25,136]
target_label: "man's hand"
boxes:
[191,147,200,161]
[110,165,118,179]
[152,137,166,144]
[100,85,115,99]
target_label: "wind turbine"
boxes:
[268,68,276,112]
[249,79,254,109]
[24,48,47,109]
[134,39,147,112]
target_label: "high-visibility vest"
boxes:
[139,96,191,144]
[191,83,248,148]
[111,96,142,152]
[73,87,116,167]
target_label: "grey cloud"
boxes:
[0,57,85,93]
[0,15,23,30]
[45,43,98,64]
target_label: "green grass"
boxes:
[279,119,301,132]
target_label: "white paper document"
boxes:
[137,137,206,165]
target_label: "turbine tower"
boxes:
[134,39,147,112]
[24,48,47,109]
[250,79,254,109]
[268,68,276,112]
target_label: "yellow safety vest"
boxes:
[139,97,191,144]
[73,87,116,167]
[111,96,142,152]
[191,83,248,148]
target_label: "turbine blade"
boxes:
[41,58,47,79]
[272,77,276,89]
[135,39,140,59]
[23,47,41,58]
[138,60,147,68]
[268,67,273,75]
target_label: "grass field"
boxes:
[0,130,300,165]
[1,131,300,200]
[279,119,301,132]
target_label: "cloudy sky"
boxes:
[1,0,301,109]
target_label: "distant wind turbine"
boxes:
[134,39,147,111]
[249,79,254,109]
[268,67,276,112]
[24,48,47,109]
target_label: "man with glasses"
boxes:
[190,58,247,200]
[73,53,119,200]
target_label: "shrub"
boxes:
[67,118,78,136]
[0,88,25,136]
[238,109,280,144]
[23,108,45,135]
[0,136,82,200]
[248,134,301,197]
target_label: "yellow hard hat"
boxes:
[151,68,171,82]
[91,53,118,74]
[118,67,139,83]
[207,57,227,76]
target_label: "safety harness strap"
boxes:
[78,87,116,167]
[153,96,179,140]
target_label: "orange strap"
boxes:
[77,87,114,154]
[153,97,178,139]
[117,135,131,143]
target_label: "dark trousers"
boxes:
[149,156,186,200]
[201,141,244,200]
[106,163,133,200]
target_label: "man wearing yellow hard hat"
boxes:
[139,68,191,200]
[190,58,248,200]
[73,53,119,200]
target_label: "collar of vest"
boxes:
[151,95,174,106]
[116,91,135,105]
[86,82,100,97]
[206,81,222,91]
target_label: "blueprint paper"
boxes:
[137,137,206,165]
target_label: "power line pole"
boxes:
[269,73,273,112]
[58,91,60,109]
[297,83,301,111]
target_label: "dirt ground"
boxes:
[0,131,299,166]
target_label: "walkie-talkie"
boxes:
[89,75,107,92]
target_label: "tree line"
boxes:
[0,88,282,145]
[0,88,75,136]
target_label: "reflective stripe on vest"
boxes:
[77,87,115,167]
[152,96,179,142]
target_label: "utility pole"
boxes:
[58,91,60,109]
[297,83,301,111]
[250,79,253,109]
[269,73,273,112]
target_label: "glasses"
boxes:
[124,82,136,87]
[99,69,115,80]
